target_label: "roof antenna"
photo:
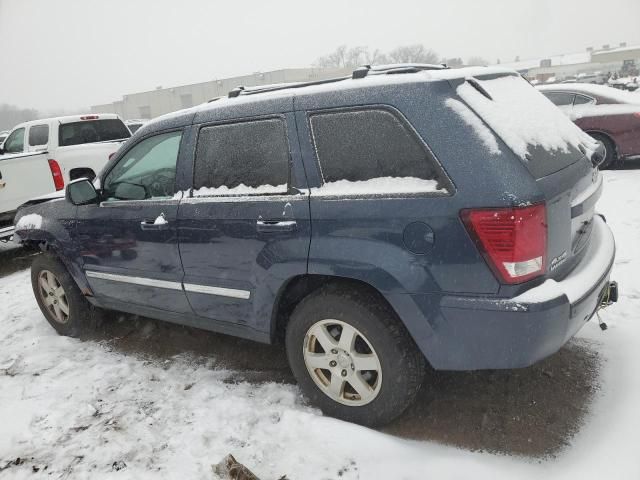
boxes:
[352,65,371,79]
[228,86,245,98]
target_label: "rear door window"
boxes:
[193,118,290,196]
[309,108,449,194]
[28,125,49,146]
[59,119,131,147]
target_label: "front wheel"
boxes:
[286,285,425,427]
[31,253,102,337]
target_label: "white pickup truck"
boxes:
[0,114,130,239]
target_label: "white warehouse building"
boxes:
[91,67,351,120]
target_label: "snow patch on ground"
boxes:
[1,170,639,479]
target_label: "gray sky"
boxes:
[1,0,639,111]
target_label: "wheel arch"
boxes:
[271,274,402,343]
[586,130,618,157]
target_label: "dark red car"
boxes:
[538,84,640,168]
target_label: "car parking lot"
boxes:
[1,166,639,479]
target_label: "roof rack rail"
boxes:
[227,76,349,98]
[352,63,449,79]
[225,63,451,99]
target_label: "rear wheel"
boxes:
[285,285,425,427]
[590,133,617,169]
[31,253,102,337]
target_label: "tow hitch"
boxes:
[596,281,619,331]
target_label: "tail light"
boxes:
[633,112,640,119]
[48,159,65,191]
[461,203,547,284]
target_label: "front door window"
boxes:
[103,131,182,201]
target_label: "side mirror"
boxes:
[66,178,99,205]
[0,147,5,155]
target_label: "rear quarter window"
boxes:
[59,119,131,147]
[309,108,451,194]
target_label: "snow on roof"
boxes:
[537,83,640,104]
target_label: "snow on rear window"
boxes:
[456,75,599,161]
[445,99,501,155]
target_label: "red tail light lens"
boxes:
[48,159,65,191]
[461,204,547,284]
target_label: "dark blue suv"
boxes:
[15,65,617,426]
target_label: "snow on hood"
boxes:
[457,75,599,160]
[15,214,43,230]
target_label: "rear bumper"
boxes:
[394,215,616,370]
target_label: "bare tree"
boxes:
[315,44,441,69]
[315,45,349,68]
[466,56,489,66]
[364,48,389,65]
[387,45,439,64]
[315,45,370,68]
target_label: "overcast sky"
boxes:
[1,0,639,111]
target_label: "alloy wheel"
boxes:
[303,319,382,406]
[37,270,70,324]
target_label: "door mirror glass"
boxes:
[113,182,148,201]
[66,178,99,205]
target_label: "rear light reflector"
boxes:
[48,159,65,191]
[461,203,547,284]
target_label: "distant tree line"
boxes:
[315,44,488,69]
[0,104,38,132]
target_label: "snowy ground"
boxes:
[1,169,640,479]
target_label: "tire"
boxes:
[285,284,425,427]
[590,133,617,169]
[31,253,102,337]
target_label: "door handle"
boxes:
[140,219,169,231]
[256,220,297,233]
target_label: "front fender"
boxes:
[13,201,91,295]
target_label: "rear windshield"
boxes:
[59,119,131,147]
[452,75,595,179]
